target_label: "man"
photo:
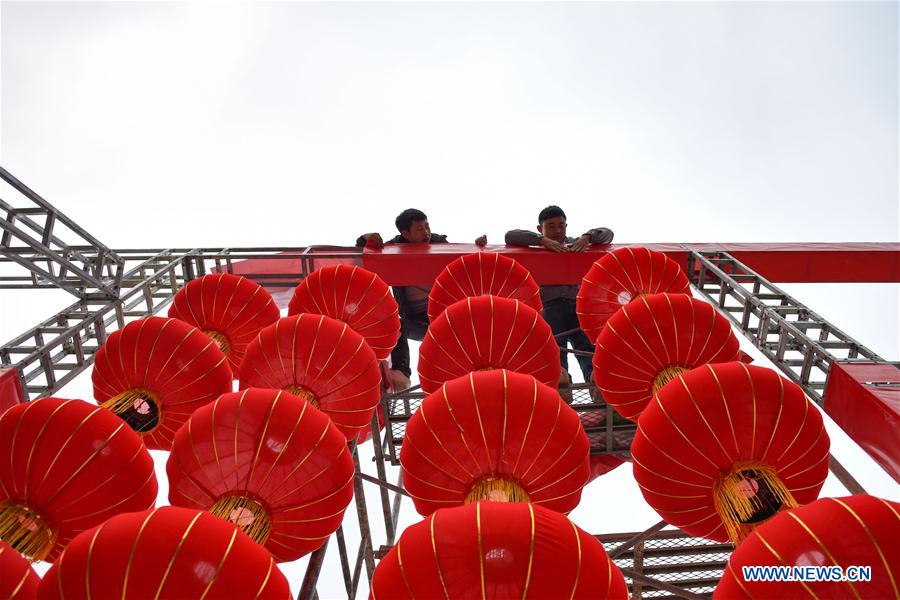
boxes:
[357,208,486,391]
[505,205,613,385]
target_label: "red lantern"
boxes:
[427,252,542,322]
[418,296,560,394]
[401,370,590,515]
[715,495,900,599]
[1,541,40,599]
[632,362,830,543]
[288,265,400,361]
[0,398,157,562]
[239,315,381,440]
[167,388,354,562]
[577,247,690,342]
[39,506,291,599]
[92,316,233,450]
[168,273,280,373]
[370,501,628,599]
[594,293,740,421]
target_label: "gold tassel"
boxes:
[465,477,531,504]
[203,330,232,356]
[0,501,57,562]
[284,385,319,409]
[651,365,688,396]
[713,461,798,543]
[210,495,272,545]
[100,388,160,433]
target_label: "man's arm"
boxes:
[356,233,384,248]
[505,229,543,246]
[584,227,614,244]
[506,229,569,253]
[568,228,614,252]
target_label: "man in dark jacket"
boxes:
[357,208,486,391]
[505,205,613,384]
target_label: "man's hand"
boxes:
[567,234,592,252]
[540,236,570,252]
[362,232,384,248]
[388,369,411,392]
[475,234,487,247]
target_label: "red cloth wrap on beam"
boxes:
[824,361,900,483]
[361,242,900,286]
[0,368,23,412]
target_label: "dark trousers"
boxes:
[542,298,594,382]
[390,312,429,377]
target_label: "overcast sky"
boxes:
[2,1,898,596]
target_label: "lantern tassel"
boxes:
[714,461,798,543]
[465,477,531,504]
[100,388,160,433]
[203,329,232,356]
[284,385,319,409]
[210,495,272,545]
[651,365,688,396]
[0,501,57,562]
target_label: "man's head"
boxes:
[395,208,432,243]
[537,205,567,242]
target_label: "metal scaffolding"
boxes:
[1,167,894,599]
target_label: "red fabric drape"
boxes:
[401,370,590,515]
[168,273,280,373]
[0,398,157,562]
[632,363,830,542]
[288,265,400,362]
[39,507,291,599]
[428,252,542,322]
[715,495,900,599]
[594,293,740,421]
[239,315,382,440]
[418,296,560,394]
[370,501,628,599]
[166,388,354,562]
[577,247,690,343]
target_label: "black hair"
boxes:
[395,208,428,232]
[538,205,566,224]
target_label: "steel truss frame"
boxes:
[0,166,124,296]
[686,250,886,403]
[0,170,891,599]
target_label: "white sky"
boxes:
[1,1,898,597]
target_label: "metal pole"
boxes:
[297,540,328,600]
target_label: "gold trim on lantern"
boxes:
[202,329,232,356]
[465,476,531,504]
[0,501,57,561]
[713,461,798,543]
[284,385,319,409]
[210,495,272,545]
[651,366,688,396]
